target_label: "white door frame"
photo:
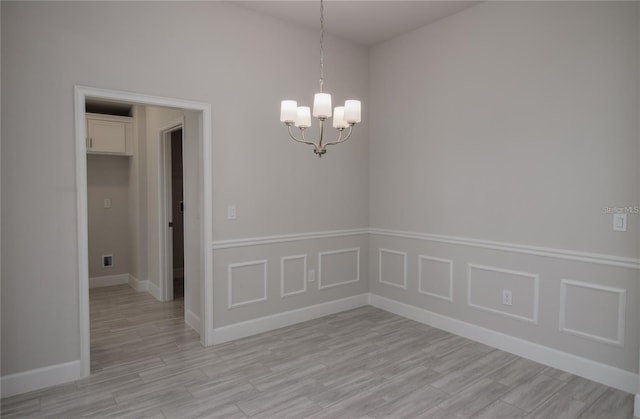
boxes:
[74,86,214,379]
[159,120,184,303]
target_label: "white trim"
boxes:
[1,360,82,398]
[200,106,214,347]
[213,227,639,270]
[559,279,626,347]
[467,264,539,325]
[89,273,129,288]
[128,274,148,292]
[212,228,369,249]
[212,293,369,344]
[318,247,360,290]
[370,228,640,270]
[368,293,638,394]
[158,118,184,303]
[418,255,454,302]
[634,394,640,418]
[185,309,201,334]
[228,260,268,308]
[281,254,307,298]
[75,86,214,373]
[74,87,91,378]
[378,248,407,290]
[148,280,162,301]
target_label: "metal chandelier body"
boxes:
[279,0,362,157]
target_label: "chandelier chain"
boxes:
[319,0,324,93]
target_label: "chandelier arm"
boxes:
[322,125,353,148]
[301,128,323,155]
[287,125,316,146]
[317,118,325,149]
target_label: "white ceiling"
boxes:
[235,1,481,47]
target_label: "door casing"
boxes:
[74,86,214,378]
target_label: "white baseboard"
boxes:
[212,293,369,344]
[1,360,82,398]
[368,293,638,394]
[89,273,129,288]
[186,309,201,334]
[635,394,640,418]
[148,281,161,301]
[127,274,148,292]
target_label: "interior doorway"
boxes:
[160,124,186,303]
[75,86,214,379]
[171,129,185,300]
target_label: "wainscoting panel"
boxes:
[227,260,268,308]
[560,279,626,347]
[281,254,307,298]
[378,248,407,289]
[318,248,360,290]
[213,232,369,328]
[418,255,453,302]
[369,229,638,375]
[467,264,539,324]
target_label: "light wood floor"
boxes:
[1,285,634,418]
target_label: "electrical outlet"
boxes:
[102,254,113,268]
[613,213,627,231]
[502,289,513,306]
[308,269,315,282]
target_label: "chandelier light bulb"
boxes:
[332,106,347,129]
[313,93,332,119]
[280,100,297,123]
[295,107,312,128]
[344,100,361,124]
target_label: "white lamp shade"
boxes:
[313,93,332,118]
[344,100,361,124]
[280,100,297,123]
[332,106,347,129]
[295,106,311,128]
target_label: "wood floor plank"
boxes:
[1,284,633,419]
[501,373,567,412]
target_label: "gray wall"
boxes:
[87,155,131,278]
[369,1,639,373]
[1,1,368,375]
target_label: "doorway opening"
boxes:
[170,128,185,300]
[159,122,186,304]
[75,86,214,378]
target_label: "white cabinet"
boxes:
[86,113,133,155]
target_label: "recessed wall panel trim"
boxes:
[370,228,640,269]
[213,228,369,249]
[280,254,307,298]
[418,255,454,302]
[559,279,626,347]
[467,263,539,324]
[227,259,268,309]
[378,248,407,290]
[318,247,360,290]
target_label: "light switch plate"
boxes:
[103,198,112,209]
[613,213,627,232]
[227,205,237,220]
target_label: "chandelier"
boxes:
[279,0,362,157]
